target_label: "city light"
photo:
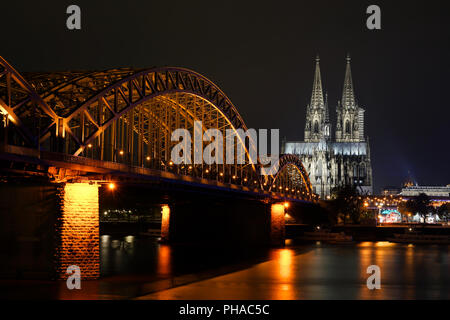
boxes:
[108,183,115,190]
[284,201,289,209]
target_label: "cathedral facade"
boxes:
[283,55,373,198]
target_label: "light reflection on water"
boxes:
[100,235,449,299]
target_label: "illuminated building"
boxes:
[283,54,373,198]
[400,185,450,197]
[381,186,401,196]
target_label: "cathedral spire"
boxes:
[324,91,330,122]
[341,53,356,109]
[310,55,325,109]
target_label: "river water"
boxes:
[100,235,449,299]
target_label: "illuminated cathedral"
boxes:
[283,55,373,198]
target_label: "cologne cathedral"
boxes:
[283,55,373,198]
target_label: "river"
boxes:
[100,235,449,299]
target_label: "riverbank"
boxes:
[286,224,450,241]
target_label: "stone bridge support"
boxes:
[270,203,286,246]
[55,182,100,280]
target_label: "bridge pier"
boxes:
[270,203,286,246]
[160,204,170,242]
[54,182,100,280]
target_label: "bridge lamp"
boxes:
[188,165,192,170]
[169,161,174,166]
[243,178,247,182]
[284,201,289,209]
[108,183,116,190]
[119,150,124,156]
[87,143,92,148]
[146,156,150,161]
[232,175,236,179]
[219,172,223,177]
[205,169,209,173]
[279,186,282,190]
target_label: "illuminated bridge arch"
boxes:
[263,154,314,200]
[0,56,314,200]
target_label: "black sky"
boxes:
[1,0,449,192]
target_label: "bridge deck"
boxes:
[0,143,312,203]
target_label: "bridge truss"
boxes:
[0,56,315,201]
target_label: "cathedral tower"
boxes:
[284,54,373,197]
[304,55,331,142]
[335,54,365,142]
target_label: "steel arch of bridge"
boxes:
[0,56,315,200]
[266,154,312,195]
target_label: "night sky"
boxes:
[1,0,448,192]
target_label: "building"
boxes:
[283,55,373,198]
[400,185,450,197]
[381,186,401,196]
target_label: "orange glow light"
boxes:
[161,205,170,241]
[108,183,115,190]
[284,201,289,209]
